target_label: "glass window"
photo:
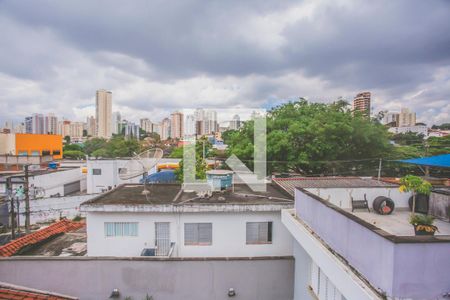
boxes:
[53,150,61,155]
[31,150,40,156]
[104,222,138,237]
[18,151,28,156]
[184,223,212,245]
[92,168,102,175]
[42,150,51,156]
[246,222,272,244]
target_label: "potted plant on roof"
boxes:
[399,175,436,235]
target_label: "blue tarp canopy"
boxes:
[397,154,450,168]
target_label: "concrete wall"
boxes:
[0,168,86,197]
[0,257,294,300]
[295,189,450,299]
[87,211,293,257]
[304,187,410,210]
[13,194,96,225]
[86,159,180,194]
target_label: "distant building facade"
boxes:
[353,92,371,117]
[170,111,184,139]
[398,108,416,127]
[95,89,112,139]
[160,117,171,140]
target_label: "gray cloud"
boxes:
[0,0,449,125]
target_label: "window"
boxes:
[42,150,51,156]
[184,223,212,245]
[246,222,272,244]
[310,261,343,300]
[92,168,102,175]
[31,150,40,156]
[18,151,28,156]
[104,222,138,237]
[53,150,61,155]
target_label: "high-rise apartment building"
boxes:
[170,111,184,139]
[185,114,196,136]
[353,92,371,117]
[140,118,153,133]
[96,89,112,139]
[44,113,58,134]
[31,113,45,134]
[230,114,241,130]
[160,118,171,141]
[24,117,32,134]
[111,111,121,135]
[382,112,400,127]
[398,108,416,127]
[86,116,96,136]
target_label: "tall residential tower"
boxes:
[95,89,112,139]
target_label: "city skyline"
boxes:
[0,1,449,126]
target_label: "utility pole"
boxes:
[377,158,382,181]
[24,165,31,233]
[6,177,15,240]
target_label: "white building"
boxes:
[160,118,171,140]
[44,113,58,135]
[388,125,428,136]
[111,111,121,135]
[0,167,86,198]
[31,113,45,134]
[184,114,196,136]
[86,158,181,194]
[398,107,416,127]
[81,181,294,257]
[275,177,450,300]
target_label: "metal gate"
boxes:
[155,222,170,256]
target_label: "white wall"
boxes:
[304,187,411,210]
[86,158,180,194]
[0,168,86,197]
[86,211,293,257]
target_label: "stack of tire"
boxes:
[373,196,395,215]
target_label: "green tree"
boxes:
[225,99,392,175]
[399,175,432,217]
[63,150,85,159]
[174,137,212,181]
[84,138,108,155]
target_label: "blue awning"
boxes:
[397,154,450,168]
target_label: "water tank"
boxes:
[206,170,233,191]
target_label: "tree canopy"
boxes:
[224,99,392,175]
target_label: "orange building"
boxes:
[0,133,63,159]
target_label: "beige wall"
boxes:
[0,133,16,155]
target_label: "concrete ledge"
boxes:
[0,255,294,261]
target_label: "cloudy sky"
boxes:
[0,0,449,125]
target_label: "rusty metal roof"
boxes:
[273,177,398,195]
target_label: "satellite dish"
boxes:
[119,149,163,197]
[119,149,163,180]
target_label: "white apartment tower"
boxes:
[160,118,171,141]
[44,113,58,134]
[398,108,416,127]
[96,89,113,138]
[111,111,121,135]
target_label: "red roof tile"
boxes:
[0,283,77,300]
[0,219,85,257]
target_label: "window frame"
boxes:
[92,168,102,175]
[184,222,213,246]
[104,222,139,237]
[246,221,273,245]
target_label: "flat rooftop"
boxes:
[274,176,397,195]
[351,209,450,237]
[81,182,294,211]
